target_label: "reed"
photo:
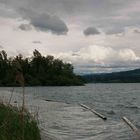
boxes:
[0,103,41,140]
[15,68,26,140]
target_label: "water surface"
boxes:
[0,83,140,140]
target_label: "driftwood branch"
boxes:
[122,116,140,139]
[79,104,107,120]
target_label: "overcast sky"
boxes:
[0,0,140,74]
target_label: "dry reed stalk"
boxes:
[16,73,25,111]
[16,72,25,140]
[8,87,14,106]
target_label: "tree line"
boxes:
[83,68,140,83]
[0,50,84,86]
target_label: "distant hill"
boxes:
[83,69,140,83]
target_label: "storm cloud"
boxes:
[29,13,68,35]
[133,29,140,34]
[0,0,140,73]
[19,24,32,31]
[2,0,140,35]
[84,27,100,36]
[32,41,42,44]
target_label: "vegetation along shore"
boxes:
[0,103,41,140]
[0,50,84,86]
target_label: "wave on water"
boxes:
[0,84,140,140]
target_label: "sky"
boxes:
[0,0,140,74]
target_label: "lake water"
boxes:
[0,83,140,140]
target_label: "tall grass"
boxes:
[15,71,25,112]
[0,103,41,140]
[0,62,41,140]
[15,69,26,140]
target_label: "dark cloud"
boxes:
[0,1,69,35]
[19,24,32,31]
[72,53,80,56]
[32,41,42,44]
[29,13,68,35]
[83,27,100,36]
[133,29,140,34]
[10,0,133,17]
[1,0,140,36]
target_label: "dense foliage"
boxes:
[0,50,84,86]
[83,69,140,83]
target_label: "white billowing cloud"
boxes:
[119,49,139,61]
[56,45,140,73]
[0,45,3,49]
[57,45,139,63]
[105,27,125,35]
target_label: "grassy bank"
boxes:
[0,103,41,140]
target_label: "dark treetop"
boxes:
[0,50,84,86]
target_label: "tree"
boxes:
[0,49,84,86]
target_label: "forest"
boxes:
[83,68,140,83]
[0,50,84,86]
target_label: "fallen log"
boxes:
[79,103,107,120]
[122,116,140,139]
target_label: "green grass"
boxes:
[0,103,41,140]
